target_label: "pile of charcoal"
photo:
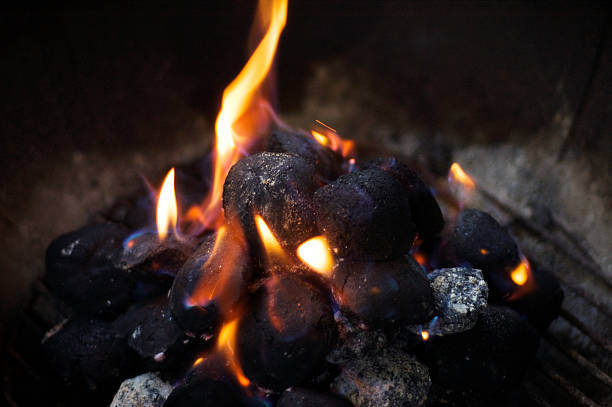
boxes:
[42,129,563,407]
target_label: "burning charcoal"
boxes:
[267,130,343,181]
[327,311,387,365]
[502,264,563,330]
[117,231,193,276]
[314,168,416,261]
[114,297,202,371]
[237,274,337,391]
[331,256,434,326]
[277,387,353,407]
[414,267,488,336]
[111,372,173,407]
[45,223,134,317]
[425,305,539,404]
[42,317,138,394]
[362,157,444,239]
[331,346,431,407]
[168,227,251,337]
[223,152,319,251]
[441,209,520,300]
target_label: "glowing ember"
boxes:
[421,330,430,341]
[192,357,204,367]
[510,256,531,286]
[414,252,427,267]
[255,215,285,260]
[480,248,489,255]
[296,236,334,277]
[156,168,178,241]
[217,318,250,387]
[311,130,330,147]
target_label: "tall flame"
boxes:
[156,168,178,241]
[217,318,250,387]
[199,0,288,230]
[297,236,334,277]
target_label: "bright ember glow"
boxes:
[421,330,430,341]
[297,236,334,277]
[217,318,250,387]
[156,168,178,241]
[255,215,285,260]
[510,256,530,286]
[311,130,329,147]
[197,0,288,231]
[449,162,476,191]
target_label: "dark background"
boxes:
[0,0,609,314]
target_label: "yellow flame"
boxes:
[311,130,329,147]
[199,0,288,230]
[255,215,285,259]
[156,168,178,241]
[312,121,355,158]
[192,357,204,367]
[510,256,530,286]
[449,162,476,191]
[297,236,334,277]
[421,330,430,341]
[217,318,250,387]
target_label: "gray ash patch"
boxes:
[111,372,172,407]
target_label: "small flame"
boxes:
[198,0,288,230]
[421,330,430,341]
[311,130,330,147]
[510,256,531,286]
[192,357,204,367]
[217,318,250,387]
[480,248,489,255]
[312,120,355,158]
[414,252,427,267]
[156,168,178,241]
[255,215,285,260]
[448,162,476,207]
[297,236,334,277]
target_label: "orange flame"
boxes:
[448,162,476,207]
[217,318,250,387]
[312,121,355,158]
[156,168,178,240]
[311,130,330,147]
[421,330,430,341]
[297,236,334,277]
[510,256,531,286]
[198,0,288,230]
[255,215,285,260]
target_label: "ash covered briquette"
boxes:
[237,274,338,391]
[331,346,431,407]
[277,387,353,407]
[44,223,134,317]
[42,317,138,394]
[331,256,434,326]
[425,305,539,404]
[223,152,319,251]
[314,168,416,261]
[267,130,343,181]
[327,311,388,365]
[362,157,444,239]
[111,372,173,407]
[168,227,252,337]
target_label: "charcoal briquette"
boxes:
[362,157,444,239]
[111,372,173,407]
[314,168,416,261]
[222,152,319,252]
[277,387,353,407]
[331,256,434,327]
[237,274,337,391]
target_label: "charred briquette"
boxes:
[277,387,353,407]
[267,130,343,181]
[222,152,319,252]
[314,168,416,261]
[361,157,444,239]
[168,228,251,337]
[237,274,338,391]
[42,317,138,396]
[331,256,434,327]
[442,209,520,300]
[113,297,204,372]
[425,305,539,404]
[44,223,134,317]
[503,264,563,330]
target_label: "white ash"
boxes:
[331,346,431,407]
[327,311,387,365]
[410,267,488,336]
[111,372,172,407]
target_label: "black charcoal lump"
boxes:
[327,311,387,365]
[111,373,173,407]
[277,387,353,407]
[314,168,416,261]
[223,152,319,251]
[331,347,431,407]
[362,157,444,239]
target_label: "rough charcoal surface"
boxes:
[277,387,353,407]
[314,168,416,261]
[426,267,488,335]
[223,152,319,251]
[332,256,434,326]
[362,157,444,239]
[327,311,387,365]
[45,223,134,317]
[111,372,173,407]
[237,274,338,391]
[331,346,431,407]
